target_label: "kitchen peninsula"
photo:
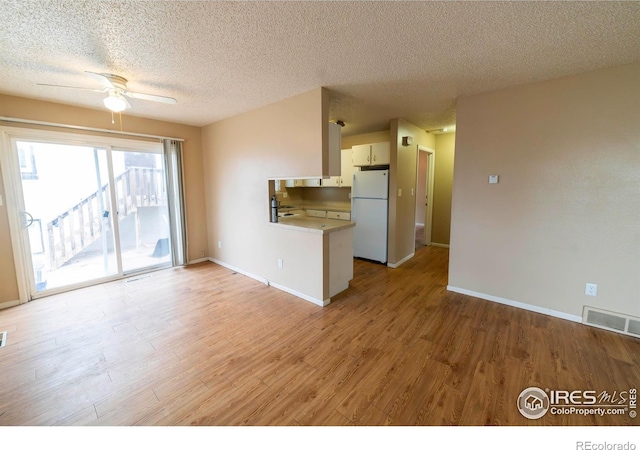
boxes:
[268,210,355,307]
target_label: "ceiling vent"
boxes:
[0,331,6,348]
[583,307,640,339]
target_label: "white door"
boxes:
[414,147,435,249]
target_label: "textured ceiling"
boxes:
[1,1,639,136]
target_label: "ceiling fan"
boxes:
[37,71,177,113]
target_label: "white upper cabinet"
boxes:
[352,144,371,166]
[371,142,390,165]
[322,148,357,187]
[321,176,340,187]
[303,178,322,187]
[352,142,390,167]
[284,179,305,187]
[339,149,356,187]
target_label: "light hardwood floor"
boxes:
[0,247,638,426]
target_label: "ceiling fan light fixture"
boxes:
[103,93,127,112]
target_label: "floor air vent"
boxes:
[0,331,6,348]
[583,307,640,339]
[126,274,152,283]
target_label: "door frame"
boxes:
[415,145,435,247]
[0,126,165,303]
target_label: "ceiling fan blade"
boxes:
[124,91,177,105]
[37,83,105,92]
[85,71,117,89]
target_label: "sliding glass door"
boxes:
[112,148,172,273]
[1,129,183,300]
[16,141,118,293]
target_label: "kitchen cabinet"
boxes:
[340,149,357,187]
[306,209,327,218]
[322,149,357,187]
[321,176,340,187]
[303,179,321,187]
[284,179,305,188]
[284,178,322,187]
[327,211,351,221]
[352,142,390,167]
[351,144,370,166]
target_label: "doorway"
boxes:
[1,128,184,301]
[415,146,435,249]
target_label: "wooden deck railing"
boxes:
[45,167,167,269]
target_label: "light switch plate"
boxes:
[398,189,402,197]
[0,194,3,206]
[489,175,499,184]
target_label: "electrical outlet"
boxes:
[283,192,288,198]
[217,241,222,249]
[200,251,205,258]
[277,259,283,269]
[585,283,598,296]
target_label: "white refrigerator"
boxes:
[351,169,389,263]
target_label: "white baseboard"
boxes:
[267,281,329,307]
[430,242,450,249]
[209,258,269,285]
[387,252,414,268]
[446,286,582,323]
[0,299,20,311]
[208,258,327,307]
[187,257,210,265]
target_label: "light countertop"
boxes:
[269,216,355,235]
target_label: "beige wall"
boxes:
[0,94,207,304]
[433,133,455,245]
[202,88,332,300]
[449,63,640,318]
[389,119,436,265]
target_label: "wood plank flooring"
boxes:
[0,246,639,426]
